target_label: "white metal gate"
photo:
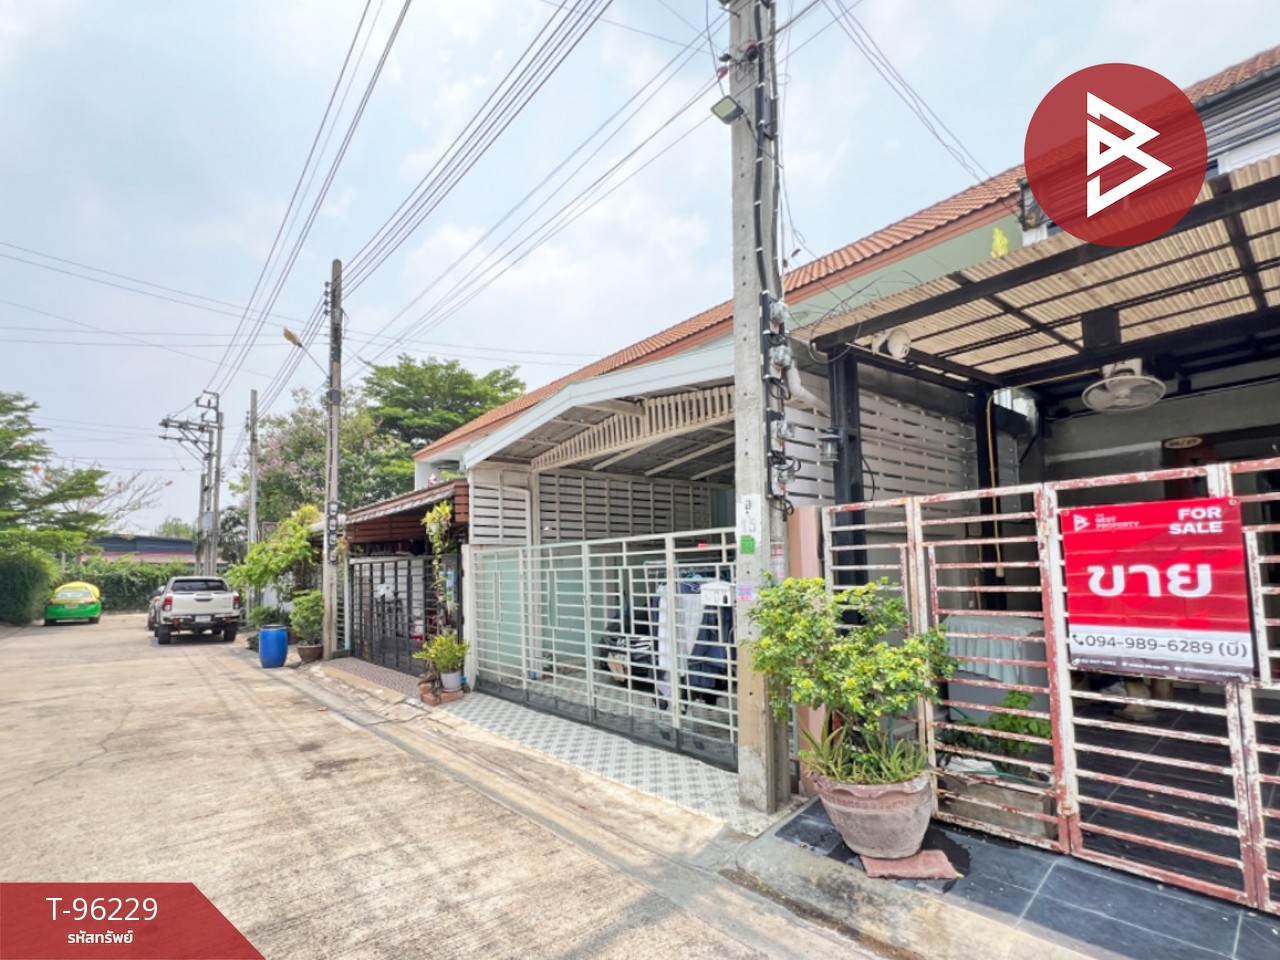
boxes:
[468,528,739,768]
[824,458,1280,914]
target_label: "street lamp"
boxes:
[283,328,328,377]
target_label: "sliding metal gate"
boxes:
[824,458,1280,914]
[469,528,739,769]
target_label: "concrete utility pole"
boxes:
[247,388,260,607]
[195,391,223,575]
[322,259,343,659]
[729,0,790,812]
[160,398,221,575]
[247,389,259,551]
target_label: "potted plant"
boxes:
[413,630,468,692]
[747,577,953,859]
[289,590,324,663]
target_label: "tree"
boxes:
[218,505,248,567]
[0,392,107,551]
[225,504,320,599]
[154,516,196,540]
[364,355,524,449]
[34,466,167,533]
[238,388,412,523]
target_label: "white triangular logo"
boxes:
[1073,514,1091,532]
[1085,92,1172,217]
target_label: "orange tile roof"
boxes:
[416,43,1280,462]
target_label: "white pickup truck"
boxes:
[155,575,241,644]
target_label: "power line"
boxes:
[346,8,724,374]
[822,0,1018,216]
[207,0,415,400]
[233,0,617,456]
[343,0,616,293]
[200,0,377,396]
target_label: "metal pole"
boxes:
[322,259,343,659]
[731,0,788,812]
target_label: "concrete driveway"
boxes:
[0,615,873,959]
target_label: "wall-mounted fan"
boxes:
[1080,359,1165,413]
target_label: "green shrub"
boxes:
[746,577,954,784]
[0,544,59,625]
[289,590,324,645]
[249,605,290,628]
[67,558,192,611]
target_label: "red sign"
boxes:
[1025,63,1208,247]
[1059,497,1254,680]
[0,883,262,960]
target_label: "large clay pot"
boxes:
[811,771,934,859]
[298,643,323,663]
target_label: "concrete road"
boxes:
[1,615,874,959]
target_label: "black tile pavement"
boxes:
[775,800,1280,959]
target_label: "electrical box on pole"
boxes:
[729,0,790,812]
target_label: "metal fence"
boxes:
[348,553,460,675]
[469,528,739,769]
[824,458,1280,914]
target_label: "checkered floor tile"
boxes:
[326,658,791,834]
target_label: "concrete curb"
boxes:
[735,828,1090,960]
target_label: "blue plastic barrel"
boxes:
[259,625,288,669]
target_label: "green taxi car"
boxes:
[44,582,103,625]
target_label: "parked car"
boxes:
[44,583,103,626]
[155,576,241,644]
[146,586,165,633]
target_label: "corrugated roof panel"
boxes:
[979,343,1078,374]
[946,330,1063,368]
[1231,153,1280,188]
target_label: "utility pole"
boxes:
[729,0,789,812]
[161,398,220,575]
[195,392,223,575]
[247,388,260,606]
[322,259,343,659]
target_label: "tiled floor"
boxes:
[778,801,1280,960]
[325,657,794,835]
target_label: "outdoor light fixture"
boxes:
[711,95,745,124]
[870,327,912,361]
[818,426,842,465]
[283,327,327,377]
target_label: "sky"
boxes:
[2,0,1277,532]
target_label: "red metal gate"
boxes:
[823,458,1280,914]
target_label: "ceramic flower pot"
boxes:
[810,770,934,859]
[439,670,463,693]
[297,643,323,663]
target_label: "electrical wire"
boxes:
[228,0,615,459]
[201,0,378,396]
[208,0,415,400]
[822,0,1019,218]
[345,16,725,376]
[341,0,615,293]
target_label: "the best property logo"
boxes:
[1025,63,1208,246]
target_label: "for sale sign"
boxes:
[1059,496,1255,681]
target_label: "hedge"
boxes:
[67,559,194,611]
[0,545,60,625]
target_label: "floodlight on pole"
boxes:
[711,95,745,124]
